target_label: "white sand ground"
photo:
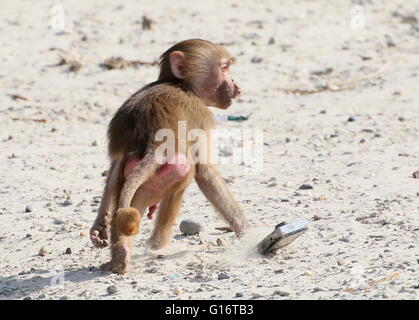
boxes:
[0,0,418,300]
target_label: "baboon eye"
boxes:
[221,63,229,72]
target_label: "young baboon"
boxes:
[90,39,249,274]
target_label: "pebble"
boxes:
[339,236,350,243]
[347,116,355,122]
[250,57,263,63]
[25,205,33,212]
[174,286,182,295]
[80,231,87,237]
[218,272,230,280]
[84,174,93,180]
[59,296,70,300]
[299,184,313,190]
[337,259,348,266]
[179,219,203,235]
[251,292,264,299]
[62,199,73,206]
[235,292,244,297]
[273,290,290,297]
[413,170,419,179]
[145,267,158,273]
[106,285,118,295]
[303,270,313,277]
[224,177,235,184]
[216,238,226,246]
[65,248,72,254]
[312,215,322,221]
[39,247,48,256]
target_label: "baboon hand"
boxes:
[90,221,109,248]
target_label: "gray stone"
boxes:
[218,272,230,280]
[179,219,203,235]
[106,285,118,295]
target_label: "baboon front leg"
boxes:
[195,164,249,236]
[90,160,121,248]
[148,187,186,250]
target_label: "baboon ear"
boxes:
[169,51,187,79]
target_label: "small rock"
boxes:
[39,247,48,256]
[91,141,98,146]
[339,236,350,243]
[216,238,226,246]
[65,248,72,254]
[337,259,348,266]
[347,116,355,122]
[251,292,264,299]
[235,292,244,297]
[145,267,158,273]
[179,219,203,236]
[79,231,87,237]
[23,296,32,300]
[250,57,263,63]
[303,270,313,277]
[84,174,93,180]
[312,215,322,221]
[412,170,419,179]
[53,219,65,225]
[268,37,275,45]
[313,196,325,201]
[299,184,313,190]
[273,290,290,297]
[174,286,182,295]
[59,296,70,300]
[62,199,73,206]
[25,205,33,212]
[106,285,118,295]
[218,272,230,280]
[224,177,234,184]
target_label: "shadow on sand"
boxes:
[0,266,107,299]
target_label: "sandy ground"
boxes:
[0,0,418,300]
